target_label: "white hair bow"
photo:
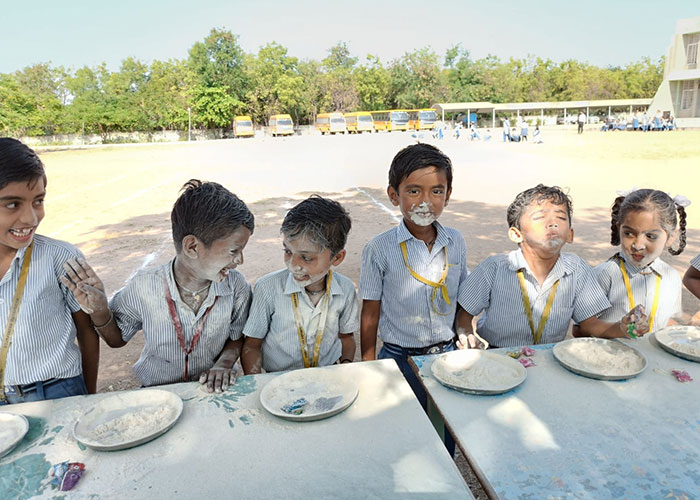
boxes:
[615,187,638,197]
[673,194,691,208]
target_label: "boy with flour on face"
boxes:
[457,184,648,350]
[359,143,470,408]
[241,196,357,373]
[62,180,253,392]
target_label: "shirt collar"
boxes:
[283,269,340,296]
[508,248,573,281]
[614,252,661,276]
[396,219,451,246]
[167,259,234,298]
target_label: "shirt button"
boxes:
[0,298,4,305]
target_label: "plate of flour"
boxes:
[73,389,183,451]
[431,349,527,395]
[260,367,359,422]
[0,413,29,458]
[654,325,700,363]
[553,338,647,380]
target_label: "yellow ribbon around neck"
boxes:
[0,242,34,401]
[618,259,661,331]
[291,270,333,368]
[400,240,452,316]
[516,269,559,345]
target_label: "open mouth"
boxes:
[9,227,35,240]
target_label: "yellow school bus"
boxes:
[315,112,347,134]
[233,115,254,138]
[407,109,438,130]
[268,114,294,137]
[370,110,410,131]
[344,111,374,133]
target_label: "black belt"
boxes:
[5,377,62,397]
[386,339,455,356]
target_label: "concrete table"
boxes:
[0,360,474,499]
[410,336,700,500]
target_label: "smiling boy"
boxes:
[359,143,469,407]
[457,184,647,349]
[241,195,357,373]
[0,138,99,404]
[63,180,253,391]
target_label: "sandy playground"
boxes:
[35,126,700,392]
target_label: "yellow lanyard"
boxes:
[0,242,34,401]
[291,271,333,368]
[400,240,452,316]
[516,269,559,345]
[618,259,661,331]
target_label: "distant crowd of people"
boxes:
[601,110,676,132]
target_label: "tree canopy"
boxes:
[0,33,664,137]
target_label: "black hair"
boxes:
[388,143,452,192]
[281,195,351,256]
[610,189,686,255]
[171,179,254,252]
[507,184,573,229]
[0,138,47,191]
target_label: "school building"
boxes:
[649,16,700,128]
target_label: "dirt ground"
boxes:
[35,127,700,498]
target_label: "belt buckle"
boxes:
[4,385,18,396]
[426,345,441,355]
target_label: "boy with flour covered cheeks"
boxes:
[62,180,253,392]
[241,196,358,373]
[359,143,470,408]
[457,184,649,350]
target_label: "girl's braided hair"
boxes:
[610,189,686,255]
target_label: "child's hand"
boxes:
[620,305,650,337]
[456,333,486,350]
[61,258,108,315]
[199,364,236,393]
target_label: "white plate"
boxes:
[654,325,700,363]
[0,413,29,458]
[553,338,647,380]
[260,367,359,422]
[73,389,183,451]
[431,349,527,395]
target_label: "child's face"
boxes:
[510,199,573,255]
[0,178,45,255]
[619,209,673,268]
[282,233,344,288]
[387,167,451,230]
[194,226,251,282]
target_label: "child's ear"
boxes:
[331,249,346,266]
[665,228,677,248]
[444,187,452,206]
[386,186,400,207]
[181,235,199,258]
[566,228,574,244]
[508,227,523,244]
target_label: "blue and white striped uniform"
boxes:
[243,269,359,372]
[594,253,682,330]
[459,249,611,347]
[109,260,251,387]
[0,234,84,385]
[691,254,700,271]
[359,220,469,348]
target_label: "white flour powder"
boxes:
[432,351,524,391]
[555,341,644,376]
[90,406,177,445]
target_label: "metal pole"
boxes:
[188,107,191,142]
[587,106,589,124]
[541,108,544,125]
[608,106,611,119]
[467,109,470,127]
[492,109,495,128]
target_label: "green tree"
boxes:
[321,42,358,112]
[188,28,248,103]
[389,48,444,108]
[354,55,390,110]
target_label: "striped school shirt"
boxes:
[359,220,469,348]
[691,254,700,271]
[109,260,251,387]
[594,253,681,330]
[0,234,84,385]
[242,269,359,372]
[459,249,611,348]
